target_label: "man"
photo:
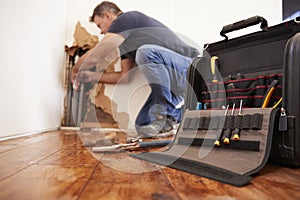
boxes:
[72,1,199,137]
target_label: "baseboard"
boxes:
[60,126,137,135]
[60,126,80,131]
[0,127,59,141]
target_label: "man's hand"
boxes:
[72,70,103,90]
[77,71,103,83]
[71,50,93,84]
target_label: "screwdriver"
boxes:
[232,99,243,141]
[211,56,219,83]
[214,105,229,147]
[223,103,235,144]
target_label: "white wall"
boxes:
[0,0,68,138]
[65,0,283,46]
[65,0,282,129]
[0,0,283,137]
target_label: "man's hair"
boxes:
[90,1,122,22]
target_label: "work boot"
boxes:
[136,115,178,138]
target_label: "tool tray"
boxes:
[133,108,277,186]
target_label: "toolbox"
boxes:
[132,16,300,186]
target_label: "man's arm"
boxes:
[99,58,135,84]
[71,33,125,83]
[81,33,125,70]
[76,58,135,84]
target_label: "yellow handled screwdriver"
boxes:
[232,99,243,141]
[211,56,219,83]
[223,103,235,144]
[214,105,229,147]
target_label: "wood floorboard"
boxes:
[0,164,95,200]
[0,130,300,200]
[0,131,60,154]
[79,160,180,200]
[161,166,300,200]
[38,145,97,167]
[0,143,20,154]
[0,132,64,180]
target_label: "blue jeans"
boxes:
[135,44,194,126]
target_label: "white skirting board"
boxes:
[0,127,59,142]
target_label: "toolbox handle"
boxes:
[220,16,268,41]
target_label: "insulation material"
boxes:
[85,80,129,129]
[89,83,117,118]
[73,21,98,50]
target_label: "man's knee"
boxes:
[135,45,159,65]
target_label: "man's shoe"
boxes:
[136,115,178,138]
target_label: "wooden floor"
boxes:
[1,130,300,200]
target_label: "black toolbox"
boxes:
[132,16,300,186]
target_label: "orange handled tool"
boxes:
[261,79,279,108]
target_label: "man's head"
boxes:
[90,1,122,34]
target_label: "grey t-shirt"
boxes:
[108,11,199,60]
